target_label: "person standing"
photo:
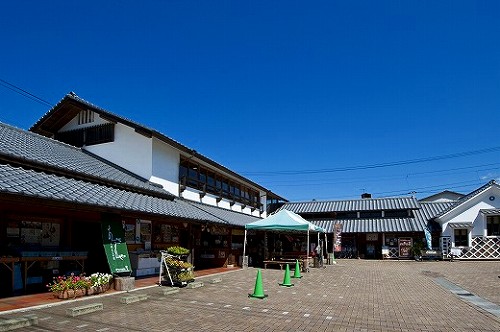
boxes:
[315,240,324,268]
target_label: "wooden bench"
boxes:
[263,259,307,272]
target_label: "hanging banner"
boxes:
[333,224,342,251]
[101,217,132,275]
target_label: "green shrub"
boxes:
[167,246,190,255]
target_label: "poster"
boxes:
[101,217,132,275]
[398,238,412,258]
[41,223,60,246]
[334,224,342,251]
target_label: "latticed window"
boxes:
[178,156,262,209]
[486,216,500,236]
[55,123,114,147]
[454,229,468,247]
[78,109,95,125]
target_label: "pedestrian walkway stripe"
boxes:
[434,277,500,318]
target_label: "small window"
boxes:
[78,109,94,125]
[486,216,500,236]
[207,172,215,190]
[359,211,382,218]
[454,229,468,247]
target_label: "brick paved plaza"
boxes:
[2,260,499,331]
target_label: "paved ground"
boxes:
[1,260,499,331]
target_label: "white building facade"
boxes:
[31,93,286,219]
[434,181,500,259]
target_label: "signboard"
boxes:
[101,217,132,275]
[333,224,342,251]
[398,238,412,258]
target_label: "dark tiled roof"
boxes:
[309,218,422,233]
[433,180,499,219]
[305,201,453,233]
[30,93,286,201]
[280,196,420,213]
[0,122,264,227]
[480,209,500,215]
[0,122,171,198]
[0,163,225,224]
[413,202,455,228]
[186,200,261,227]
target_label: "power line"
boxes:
[291,179,488,201]
[242,146,500,176]
[261,162,500,187]
[0,78,53,107]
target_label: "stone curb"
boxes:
[65,303,103,317]
[0,315,38,331]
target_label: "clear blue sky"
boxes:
[1,1,499,201]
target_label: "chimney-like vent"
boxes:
[361,193,372,199]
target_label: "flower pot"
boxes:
[66,289,86,298]
[101,283,110,292]
[54,290,69,299]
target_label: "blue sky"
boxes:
[1,1,499,201]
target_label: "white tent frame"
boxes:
[242,210,325,269]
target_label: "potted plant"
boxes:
[88,272,113,295]
[47,273,90,299]
[167,246,190,260]
[410,240,425,261]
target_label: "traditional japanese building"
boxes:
[280,183,500,260]
[0,120,266,297]
[30,92,286,218]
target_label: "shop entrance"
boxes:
[72,221,108,274]
[358,233,381,259]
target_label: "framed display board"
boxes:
[398,238,412,258]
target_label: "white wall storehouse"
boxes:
[30,93,287,219]
[435,181,500,259]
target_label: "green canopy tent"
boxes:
[242,209,325,267]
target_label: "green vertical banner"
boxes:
[101,216,132,275]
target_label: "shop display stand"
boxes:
[159,251,194,287]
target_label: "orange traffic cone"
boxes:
[279,264,294,287]
[248,269,268,299]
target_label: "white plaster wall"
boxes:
[200,194,218,206]
[85,123,153,180]
[176,176,267,217]
[181,189,247,213]
[56,113,276,219]
[441,186,500,238]
[151,138,180,196]
[180,188,201,202]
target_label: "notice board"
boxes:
[398,238,412,258]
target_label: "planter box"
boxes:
[114,277,135,291]
[86,283,111,296]
[54,289,86,299]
